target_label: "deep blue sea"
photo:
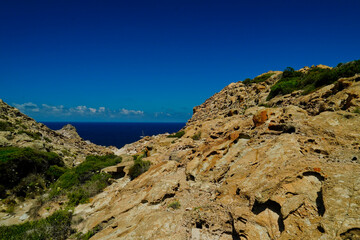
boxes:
[42,122,185,148]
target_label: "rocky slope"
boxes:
[0,100,112,166]
[70,67,360,239]
[0,100,115,226]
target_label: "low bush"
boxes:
[12,174,47,198]
[0,209,73,240]
[243,73,275,85]
[191,132,201,140]
[18,130,42,140]
[128,154,151,180]
[168,200,181,209]
[167,130,185,138]
[0,147,64,197]
[50,154,122,205]
[67,189,90,206]
[75,224,102,240]
[242,78,252,85]
[0,121,14,131]
[46,165,67,182]
[252,73,275,83]
[267,60,360,100]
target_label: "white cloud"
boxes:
[42,104,64,112]
[12,102,145,118]
[154,112,172,117]
[120,108,144,115]
[74,106,87,113]
[13,102,40,112]
[89,108,97,113]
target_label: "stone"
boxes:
[19,213,29,221]
[2,66,360,239]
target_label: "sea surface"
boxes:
[42,122,185,148]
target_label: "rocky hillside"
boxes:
[0,100,112,166]
[1,62,360,240]
[68,64,360,239]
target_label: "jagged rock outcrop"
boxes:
[71,69,360,239]
[0,100,112,166]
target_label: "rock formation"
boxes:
[0,100,112,166]
[1,65,360,239]
[70,69,360,239]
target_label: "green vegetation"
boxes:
[191,132,201,140]
[46,165,67,181]
[3,199,16,213]
[75,224,102,240]
[18,130,42,140]
[0,147,63,198]
[0,121,14,131]
[243,73,275,85]
[168,200,181,209]
[0,210,73,240]
[49,154,122,206]
[252,73,275,83]
[167,130,185,138]
[128,153,151,180]
[354,107,360,114]
[242,78,252,85]
[267,60,360,100]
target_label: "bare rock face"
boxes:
[71,71,360,239]
[56,124,82,140]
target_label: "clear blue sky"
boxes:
[1,0,360,122]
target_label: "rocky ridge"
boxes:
[0,100,112,166]
[71,67,360,239]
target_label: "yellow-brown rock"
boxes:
[69,70,360,239]
[2,66,360,239]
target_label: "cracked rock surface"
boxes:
[72,70,360,239]
[2,67,360,239]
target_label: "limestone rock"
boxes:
[71,70,360,239]
[2,65,360,239]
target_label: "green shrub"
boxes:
[67,172,111,206]
[12,174,47,198]
[267,77,301,100]
[267,60,360,100]
[0,147,63,197]
[167,130,185,138]
[75,224,102,240]
[67,189,90,206]
[353,107,360,114]
[128,154,150,180]
[2,198,16,214]
[282,67,302,78]
[50,154,121,205]
[243,78,252,85]
[242,73,275,85]
[191,132,201,140]
[0,210,72,240]
[0,121,13,131]
[46,165,67,182]
[18,130,42,140]
[252,73,275,83]
[168,200,181,209]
